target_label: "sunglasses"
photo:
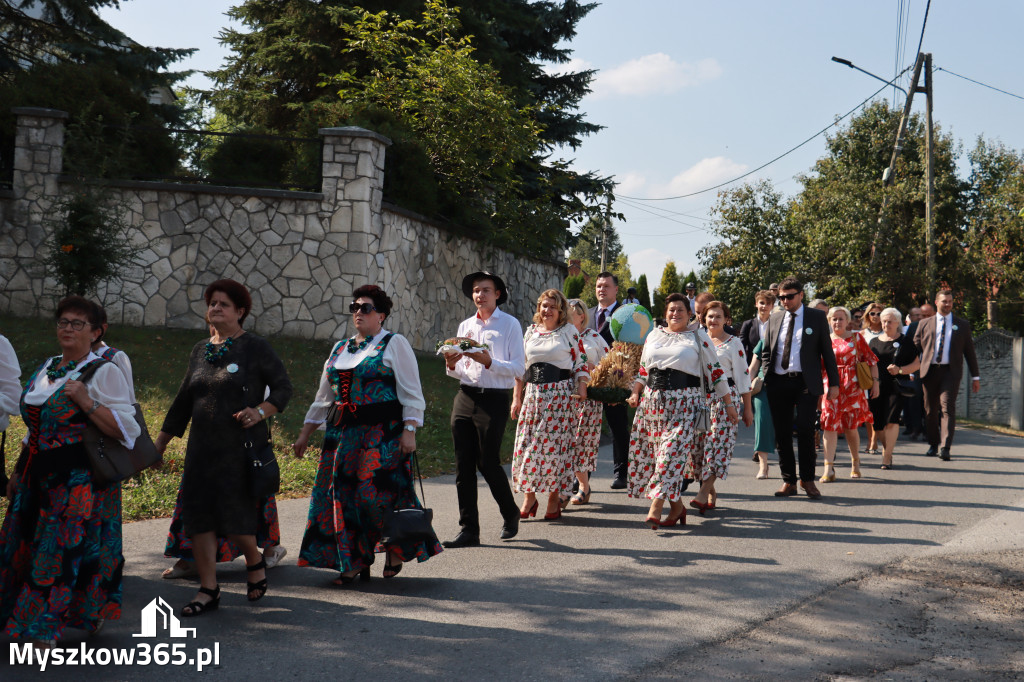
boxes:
[777,293,799,301]
[867,311,880,317]
[349,302,378,314]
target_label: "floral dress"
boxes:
[693,335,751,481]
[0,356,137,641]
[298,331,441,573]
[627,328,730,501]
[573,328,609,474]
[819,333,876,431]
[512,324,589,495]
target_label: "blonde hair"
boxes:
[567,298,588,321]
[827,306,851,322]
[533,289,570,326]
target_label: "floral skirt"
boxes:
[0,467,122,641]
[298,421,442,573]
[573,399,604,473]
[690,387,737,481]
[164,473,280,562]
[628,387,702,501]
[512,380,577,494]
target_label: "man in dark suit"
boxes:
[760,278,840,499]
[912,289,980,461]
[588,271,629,489]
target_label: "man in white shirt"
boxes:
[685,282,697,309]
[0,333,21,490]
[442,271,526,547]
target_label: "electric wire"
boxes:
[935,67,1024,102]
[617,73,905,202]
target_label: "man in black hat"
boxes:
[441,271,525,547]
[684,281,697,309]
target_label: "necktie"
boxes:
[597,309,606,330]
[781,312,795,370]
[935,316,946,363]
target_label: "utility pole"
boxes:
[923,53,936,300]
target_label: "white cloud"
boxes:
[653,157,749,197]
[594,54,721,98]
[614,172,647,197]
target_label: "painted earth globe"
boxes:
[609,303,654,344]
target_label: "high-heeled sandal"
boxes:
[519,500,539,519]
[383,554,403,579]
[560,495,572,510]
[182,585,220,617]
[246,559,268,602]
[689,499,711,515]
[544,509,562,521]
[333,566,371,586]
[819,468,836,483]
[644,516,661,530]
[659,508,687,526]
[570,488,591,505]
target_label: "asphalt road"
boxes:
[4,425,1023,680]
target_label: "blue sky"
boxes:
[100,1,1024,285]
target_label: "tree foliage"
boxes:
[211,0,610,256]
[636,273,651,310]
[699,180,798,321]
[569,215,624,265]
[653,261,680,317]
[563,274,584,300]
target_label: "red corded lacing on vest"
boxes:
[331,370,357,426]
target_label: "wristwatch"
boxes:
[257,406,267,420]
[898,368,904,375]
[404,424,416,433]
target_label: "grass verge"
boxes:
[1,313,514,522]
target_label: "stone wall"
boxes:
[0,108,564,350]
[956,329,1022,428]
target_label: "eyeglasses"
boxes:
[777,293,799,302]
[57,318,88,331]
[349,302,378,314]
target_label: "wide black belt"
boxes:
[327,399,403,427]
[648,368,701,390]
[460,384,511,396]
[525,363,571,384]
[15,441,89,479]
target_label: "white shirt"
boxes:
[522,324,589,382]
[934,313,953,364]
[579,328,610,367]
[636,327,730,399]
[623,297,640,305]
[24,354,140,448]
[303,329,425,427]
[712,335,752,395]
[96,342,137,404]
[757,317,769,343]
[773,305,805,374]
[445,307,526,389]
[0,335,21,432]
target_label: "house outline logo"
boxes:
[133,597,197,638]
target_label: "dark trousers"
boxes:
[766,373,820,484]
[903,375,925,434]
[603,403,629,478]
[451,388,518,535]
[922,366,959,449]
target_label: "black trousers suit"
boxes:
[451,387,518,534]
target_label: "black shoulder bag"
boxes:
[381,451,438,546]
[242,344,280,499]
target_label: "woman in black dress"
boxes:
[155,280,292,616]
[868,307,920,470]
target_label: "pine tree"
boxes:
[636,274,651,310]
[653,261,680,317]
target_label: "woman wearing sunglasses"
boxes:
[292,285,441,584]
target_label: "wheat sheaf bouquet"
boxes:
[586,303,654,404]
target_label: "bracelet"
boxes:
[86,400,102,416]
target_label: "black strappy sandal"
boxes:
[246,559,268,602]
[383,553,403,579]
[182,585,220,617]
[333,566,371,586]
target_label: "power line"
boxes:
[935,66,1024,102]
[914,0,932,60]
[618,73,905,202]
[617,198,713,234]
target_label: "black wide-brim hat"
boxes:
[462,271,508,306]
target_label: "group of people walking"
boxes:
[0,269,981,644]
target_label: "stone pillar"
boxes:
[0,108,69,315]
[1011,337,1024,431]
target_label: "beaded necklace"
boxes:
[205,334,236,364]
[46,356,84,381]
[347,332,377,354]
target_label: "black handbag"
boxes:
[78,361,160,486]
[245,437,280,498]
[381,451,438,546]
[895,375,916,398]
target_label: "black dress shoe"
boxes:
[925,445,938,457]
[610,476,627,490]
[499,516,519,540]
[939,448,951,461]
[442,532,480,549]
